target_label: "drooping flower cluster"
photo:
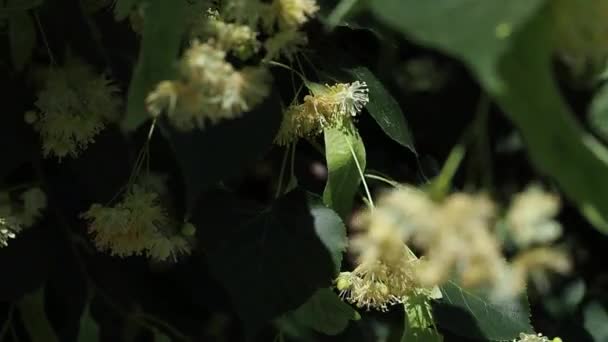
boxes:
[81,184,192,261]
[145,0,320,130]
[335,205,436,311]
[0,187,48,248]
[146,40,271,130]
[1,217,19,248]
[515,333,563,342]
[351,184,570,300]
[30,59,121,160]
[275,81,370,145]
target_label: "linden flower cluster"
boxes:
[30,59,120,160]
[0,187,47,248]
[219,0,318,60]
[357,184,570,299]
[275,81,370,145]
[81,185,192,261]
[146,40,271,130]
[515,333,563,342]
[335,210,434,311]
[146,0,320,130]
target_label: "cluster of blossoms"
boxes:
[146,0,319,130]
[274,81,370,145]
[342,184,570,305]
[0,187,47,247]
[146,40,271,130]
[81,183,192,262]
[28,59,120,160]
[335,204,439,311]
[516,333,563,342]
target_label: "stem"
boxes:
[33,11,56,66]
[429,144,465,200]
[275,147,290,198]
[265,60,307,81]
[345,136,374,209]
[364,173,399,187]
[290,142,297,181]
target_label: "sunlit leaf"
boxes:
[323,127,366,219]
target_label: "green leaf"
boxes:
[584,301,608,342]
[403,294,443,342]
[344,66,415,152]
[9,11,36,72]
[491,10,608,232]
[196,189,341,333]
[113,0,140,21]
[159,91,281,213]
[433,281,533,341]
[588,83,608,141]
[122,0,189,131]
[310,203,348,274]
[369,0,545,92]
[17,287,59,342]
[0,0,43,13]
[323,127,366,219]
[77,304,99,342]
[287,288,360,336]
[154,331,172,342]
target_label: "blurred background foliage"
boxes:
[2,0,608,341]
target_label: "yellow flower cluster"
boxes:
[146,0,321,130]
[81,185,192,261]
[275,81,369,145]
[0,187,47,248]
[146,40,271,130]
[516,333,563,342]
[335,209,436,311]
[352,184,570,300]
[30,59,120,160]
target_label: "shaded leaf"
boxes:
[113,0,140,21]
[77,304,99,342]
[9,11,36,71]
[433,281,533,341]
[160,91,282,213]
[0,226,58,301]
[18,287,60,342]
[0,0,43,13]
[323,127,366,219]
[122,0,189,131]
[588,83,608,141]
[154,331,172,342]
[584,301,608,342]
[288,288,360,336]
[369,0,545,92]
[344,66,415,152]
[195,189,339,333]
[310,203,348,274]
